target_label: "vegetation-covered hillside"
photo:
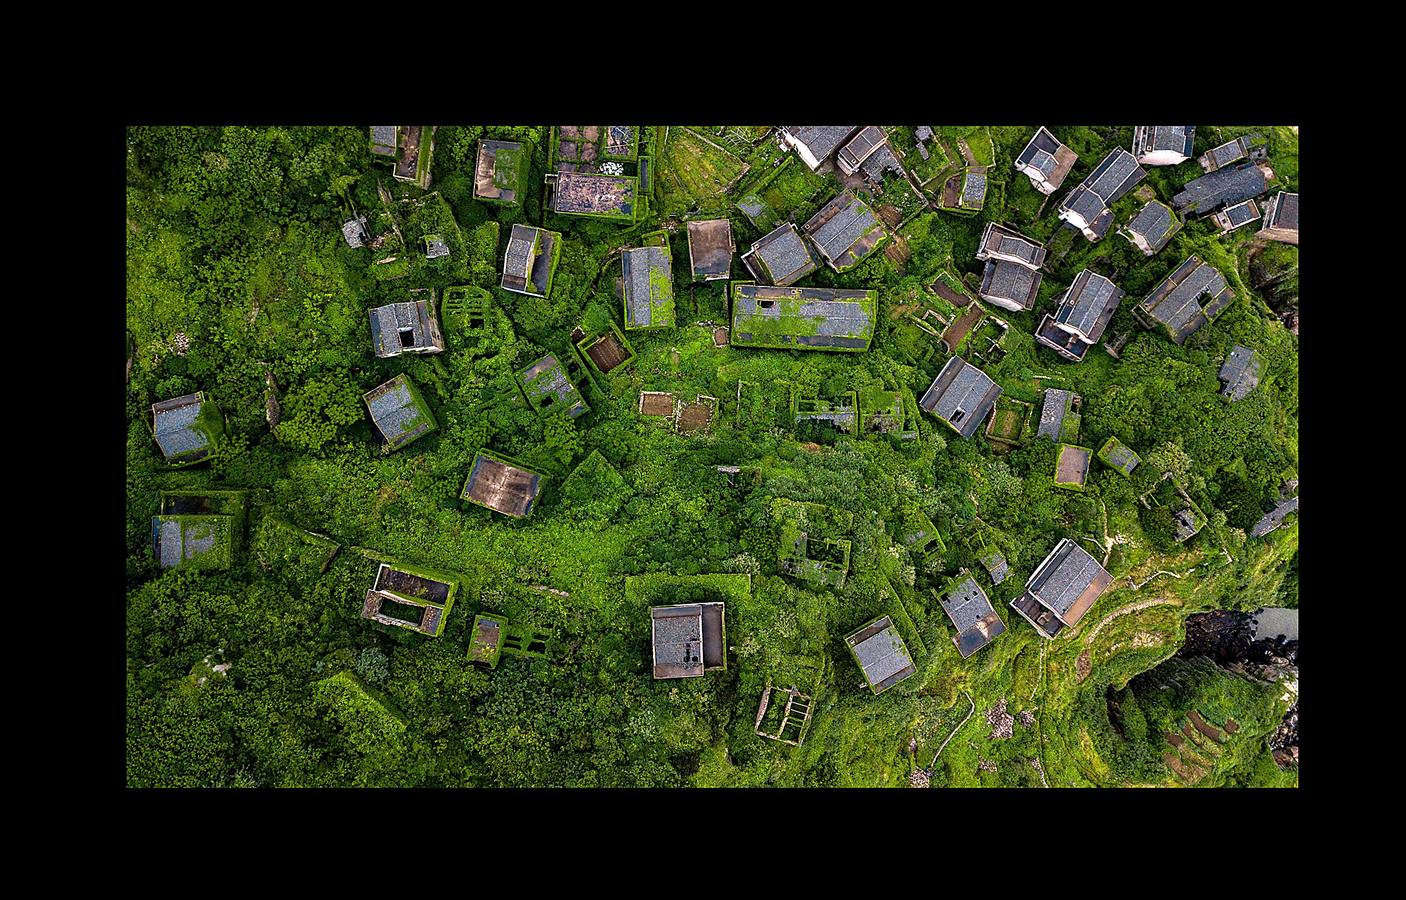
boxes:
[125,125,1298,787]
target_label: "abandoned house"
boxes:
[1057,148,1147,241]
[152,392,219,464]
[975,223,1046,312]
[501,223,559,297]
[517,354,588,418]
[1257,191,1298,244]
[1135,255,1235,344]
[370,126,398,157]
[622,243,675,329]
[1250,496,1299,538]
[469,614,507,668]
[1035,269,1123,362]
[802,191,887,272]
[780,125,858,170]
[1132,126,1196,166]
[730,283,876,351]
[836,126,888,175]
[741,222,820,286]
[980,549,1009,586]
[369,297,446,358]
[361,561,457,637]
[473,139,524,204]
[919,356,1002,439]
[1098,436,1140,477]
[1199,134,1263,173]
[341,216,369,248]
[1172,161,1271,214]
[941,576,1007,659]
[1009,538,1113,639]
[1120,200,1182,256]
[1174,506,1206,542]
[547,171,637,220]
[754,684,815,746]
[363,374,437,452]
[1218,344,1262,401]
[651,602,726,679]
[390,125,433,189]
[958,169,988,211]
[845,615,917,695]
[1212,198,1262,233]
[423,234,450,259]
[686,218,734,281]
[1055,444,1092,490]
[1013,126,1079,194]
[461,450,542,518]
[1037,388,1078,442]
[151,490,245,571]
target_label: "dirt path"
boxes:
[931,691,975,768]
[1083,598,1183,647]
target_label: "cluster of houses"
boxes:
[142,123,1300,717]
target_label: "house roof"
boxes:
[1027,538,1111,627]
[1172,162,1268,213]
[838,126,887,170]
[1122,200,1180,253]
[1062,184,1109,228]
[504,223,537,282]
[1035,314,1092,361]
[686,219,733,279]
[364,375,434,448]
[1250,497,1299,538]
[730,283,875,351]
[941,576,1006,658]
[1037,388,1071,440]
[1219,345,1261,401]
[341,217,367,248]
[1218,199,1261,230]
[369,300,443,357]
[961,171,987,207]
[517,354,587,418]
[845,616,916,693]
[370,125,397,155]
[746,223,819,286]
[153,515,231,569]
[977,223,1047,268]
[1015,127,1078,190]
[1265,191,1299,231]
[919,356,1002,439]
[860,143,902,182]
[152,393,211,460]
[463,452,541,518]
[550,171,637,217]
[622,245,674,328]
[1202,136,1250,171]
[783,125,858,163]
[1098,437,1140,476]
[1081,148,1146,205]
[1138,256,1235,344]
[1054,270,1122,342]
[980,551,1009,585]
[474,140,523,202]
[651,604,705,678]
[979,259,1042,310]
[1133,125,1195,160]
[803,192,885,270]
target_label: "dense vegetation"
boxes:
[126,125,1298,787]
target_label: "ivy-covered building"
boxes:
[368,296,446,358]
[473,139,525,204]
[622,240,675,329]
[361,560,457,637]
[151,391,223,465]
[1036,388,1079,442]
[802,191,887,272]
[1120,200,1182,256]
[462,450,543,518]
[1009,538,1113,639]
[651,603,726,679]
[1098,436,1141,477]
[363,374,437,452]
[151,490,246,571]
[1135,256,1236,344]
[517,354,588,418]
[941,576,1007,658]
[844,615,916,695]
[501,224,561,298]
[730,283,876,351]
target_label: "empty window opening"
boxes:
[398,327,415,348]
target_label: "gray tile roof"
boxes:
[1054,270,1122,342]
[977,223,1047,268]
[1172,162,1267,213]
[860,143,902,181]
[517,354,587,418]
[961,171,987,207]
[919,356,1002,439]
[1063,184,1109,226]
[1219,199,1261,229]
[1099,438,1140,475]
[941,576,1006,658]
[838,126,886,170]
[1035,314,1091,361]
[979,259,1041,310]
[1134,126,1195,160]
[153,393,211,460]
[980,551,1009,585]
[652,605,705,677]
[804,193,883,269]
[784,125,858,163]
[153,516,224,568]
[369,299,443,357]
[847,617,915,689]
[749,223,818,286]
[1037,389,1070,440]
[622,245,673,327]
[1123,201,1179,253]
[1203,137,1250,171]
[730,284,875,350]
[1139,256,1235,344]
[341,217,367,248]
[424,235,450,258]
[1218,345,1261,401]
[1027,538,1111,625]
[364,375,433,447]
[1014,127,1077,192]
[1082,148,1146,205]
[1265,191,1299,231]
[370,125,397,154]
[1250,497,1298,537]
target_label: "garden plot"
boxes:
[657,127,749,217]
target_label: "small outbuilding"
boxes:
[941,576,1007,658]
[651,602,726,679]
[845,615,917,695]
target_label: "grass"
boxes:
[656,127,749,217]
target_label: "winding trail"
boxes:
[931,691,975,768]
[1083,598,1183,647]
